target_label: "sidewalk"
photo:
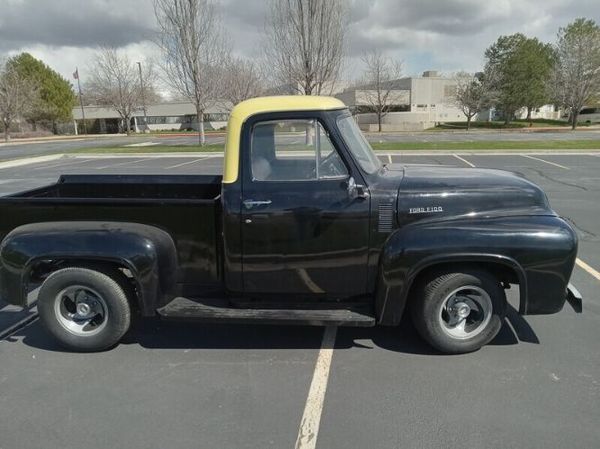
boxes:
[0,134,127,147]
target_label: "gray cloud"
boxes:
[0,0,154,51]
[1,0,599,81]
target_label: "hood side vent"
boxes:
[378,202,394,233]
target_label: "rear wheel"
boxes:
[37,267,131,352]
[411,269,507,354]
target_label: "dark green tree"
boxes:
[485,34,555,124]
[8,53,77,133]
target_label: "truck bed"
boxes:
[0,175,224,291]
[7,174,222,200]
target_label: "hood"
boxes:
[396,165,554,224]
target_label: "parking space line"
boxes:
[32,158,95,170]
[165,158,209,169]
[387,154,393,164]
[576,258,600,282]
[95,159,148,170]
[295,326,337,449]
[453,154,475,167]
[521,154,570,170]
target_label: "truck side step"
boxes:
[157,297,376,327]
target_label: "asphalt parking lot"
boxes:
[1,151,599,449]
[2,128,600,160]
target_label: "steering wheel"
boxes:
[318,152,346,177]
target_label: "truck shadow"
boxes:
[11,305,538,355]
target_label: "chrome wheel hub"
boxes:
[76,302,92,316]
[438,286,493,340]
[54,285,108,337]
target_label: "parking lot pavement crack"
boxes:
[563,217,598,242]
[528,168,588,191]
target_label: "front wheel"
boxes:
[411,269,507,354]
[37,267,132,352]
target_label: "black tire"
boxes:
[37,267,131,352]
[411,269,507,354]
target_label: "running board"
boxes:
[157,297,376,327]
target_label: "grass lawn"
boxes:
[67,139,600,154]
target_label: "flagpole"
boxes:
[75,67,87,135]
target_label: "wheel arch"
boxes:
[0,221,178,315]
[376,252,527,326]
[27,257,140,311]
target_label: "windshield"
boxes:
[337,115,382,174]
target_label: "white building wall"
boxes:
[356,112,435,131]
[409,77,465,123]
[514,105,561,120]
[340,74,469,130]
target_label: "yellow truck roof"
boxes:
[223,96,347,183]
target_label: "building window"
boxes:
[205,113,229,122]
[145,116,186,125]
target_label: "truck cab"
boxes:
[0,96,581,354]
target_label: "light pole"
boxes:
[137,61,149,133]
[74,67,87,135]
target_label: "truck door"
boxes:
[241,115,370,298]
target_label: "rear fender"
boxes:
[0,222,178,315]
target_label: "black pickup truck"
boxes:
[0,96,581,354]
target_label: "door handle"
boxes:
[243,199,272,209]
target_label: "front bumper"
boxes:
[566,283,583,313]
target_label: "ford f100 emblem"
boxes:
[409,206,444,214]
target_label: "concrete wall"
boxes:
[409,77,465,121]
[356,112,435,131]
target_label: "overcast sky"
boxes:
[1,0,599,87]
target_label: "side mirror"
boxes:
[347,177,369,200]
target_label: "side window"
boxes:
[251,119,348,181]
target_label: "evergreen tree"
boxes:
[8,53,77,133]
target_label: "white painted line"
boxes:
[95,159,148,170]
[295,326,337,449]
[521,154,570,170]
[165,157,209,169]
[0,154,63,170]
[453,154,476,167]
[387,154,393,164]
[32,158,95,170]
[124,142,159,147]
[576,258,600,282]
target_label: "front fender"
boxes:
[376,215,577,325]
[0,221,178,315]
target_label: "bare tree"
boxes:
[221,57,263,106]
[0,60,36,141]
[264,0,348,95]
[551,18,600,129]
[154,0,229,145]
[452,71,496,130]
[87,47,155,135]
[359,50,403,132]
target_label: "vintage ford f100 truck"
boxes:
[0,96,582,353]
